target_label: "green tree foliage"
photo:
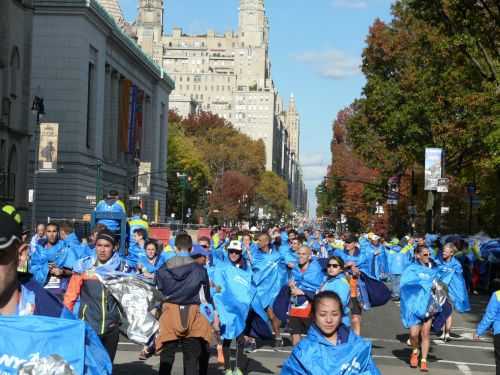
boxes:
[344,0,500,234]
[167,111,284,224]
[256,171,292,220]
[166,123,210,220]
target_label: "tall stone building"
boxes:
[27,0,174,223]
[0,0,34,210]
[105,0,307,212]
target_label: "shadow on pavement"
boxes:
[246,357,276,374]
[114,361,157,375]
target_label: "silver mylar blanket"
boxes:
[18,354,76,375]
[96,272,163,344]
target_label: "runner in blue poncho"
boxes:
[281,291,381,375]
[320,255,351,327]
[400,245,439,372]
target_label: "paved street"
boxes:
[114,294,495,375]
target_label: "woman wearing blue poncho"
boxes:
[435,243,470,342]
[281,291,380,375]
[400,246,438,372]
[320,255,351,327]
[212,240,255,375]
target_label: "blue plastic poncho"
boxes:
[212,262,266,340]
[385,245,410,276]
[399,263,437,328]
[29,241,79,285]
[436,257,470,313]
[0,315,112,375]
[291,259,325,293]
[281,324,381,375]
[252,248,287,309]
[321,275,351,326]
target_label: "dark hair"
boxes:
[327,255,345,270]
[96,229,116,246]
[415,245,429,254]
[134,228,147,238]
[145,240,160,254]
[92,223,107,235]
[131,206,142,215]
[108,190,119,197]
[46,222,59,231]
[59,221,74,234]
[175,233,192,251]
[288,229,297,236]
[297,234,306,243]
[312,291,343,318]
[198,236,210,243]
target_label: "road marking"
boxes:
[118,342,139,346]
[457,364,473,375]
[432,340,493,351]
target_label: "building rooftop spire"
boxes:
[98,0,125,24]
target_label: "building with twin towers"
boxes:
[100,0,307,212]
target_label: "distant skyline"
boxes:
[119,0,394,217]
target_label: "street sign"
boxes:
[424,148,443,191]
[129,196,141,201]
[437,178,449,193]
[137,161,151,195]
[85,195,96,206]
[28,189,34,203]
[441,206,450,214]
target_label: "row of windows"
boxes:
[173,74,233,83]
[177,84,233,92]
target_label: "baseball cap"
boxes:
[344,233,358,244]
[0,204,22,250]
[227,240,242,251]
[191,244,210,257]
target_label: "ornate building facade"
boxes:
[100,0,307,212]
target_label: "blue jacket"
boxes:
[281,324,381,374]
[477,291,500,336]
[321,274,351,326]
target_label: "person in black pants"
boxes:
[222,334,246,375]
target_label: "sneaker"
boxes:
[406,338,412,346]
[274,335,284,347]
[420,359,428,372]
[217,344,225,365]
[233,368,243,375]
[410,350,419,368]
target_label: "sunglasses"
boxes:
[228,249,242,255]
[327,264,341,269]
[201,244,209,249]
[421,253,430,257]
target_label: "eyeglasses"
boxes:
[228,249,242,255]
[327,264,341,269]
[201,245,209,249]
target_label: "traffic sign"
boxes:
[437,178,449,193]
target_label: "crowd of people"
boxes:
[1,196,500,375]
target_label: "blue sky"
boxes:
[119,0,394,216]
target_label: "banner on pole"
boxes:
[38,123,59,172]
[424,148,443,191]
[137,161,151,195]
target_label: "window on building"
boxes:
[9,47,20,99]
[86,61,96,149]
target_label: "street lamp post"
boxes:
[30,96,45,230]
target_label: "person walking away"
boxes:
[155,233,213,375]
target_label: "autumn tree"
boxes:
[344,0,500,234]
[255,171,291,220]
